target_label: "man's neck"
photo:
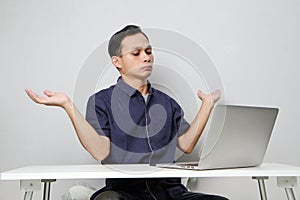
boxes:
[121,76,148,94]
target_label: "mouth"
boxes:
[141,65,152,71]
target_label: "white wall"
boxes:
[1,0,299,199]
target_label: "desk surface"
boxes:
[1,163,300,181]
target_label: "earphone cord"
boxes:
[145,108,154,165]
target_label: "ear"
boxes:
[111,56,122,70]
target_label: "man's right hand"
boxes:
[25,89,70,109]
[25,88,110,160]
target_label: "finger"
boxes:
[30,91,42,103]
[25,88,33,95]
[212,90,221,102]
[213,90,221,98]
[197,90,205,100]
[24,88,31,96]
[25,89,39,103]
[25,89,35,102]
[197,90,202,96]
[214,89,221,95]
[44,90,54,97]
[25,89,46,104]
[25,88,36,100]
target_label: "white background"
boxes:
[0,0,299,199]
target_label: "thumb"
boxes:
[43,90,54,97]
[197,90,204,99]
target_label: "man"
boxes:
[25,25,228,200]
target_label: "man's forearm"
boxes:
[63,100,110,160]
[178,101,214,154]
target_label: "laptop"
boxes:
[156,105,279,170]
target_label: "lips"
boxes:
[141,65,152,71]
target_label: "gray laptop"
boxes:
[156,105,279,170]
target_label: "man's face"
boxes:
[115,33,154,80]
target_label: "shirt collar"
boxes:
[116,76,153,97]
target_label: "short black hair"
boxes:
[108,25,149,57]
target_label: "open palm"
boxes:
[197,90,221,106]
[25,89,69,108]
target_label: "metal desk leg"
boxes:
[253,176,269,200]
[41,179,56,200]
[277,177,297,200]
[21,180,41,200]
[285,188,296,200]
[24,191,33,200]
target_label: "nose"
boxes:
[142,52,152,63]
[143,57,151,63]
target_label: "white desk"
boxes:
[1,163,300,200]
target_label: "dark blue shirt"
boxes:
[86,77,190,199]
[86,77,190,165]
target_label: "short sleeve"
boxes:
[177,117,190,137]
[171,98,190,137]
[85,94,111,137]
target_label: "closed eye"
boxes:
[131,46,152,56]
[132,51,140,56]
[145,48,152,55]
